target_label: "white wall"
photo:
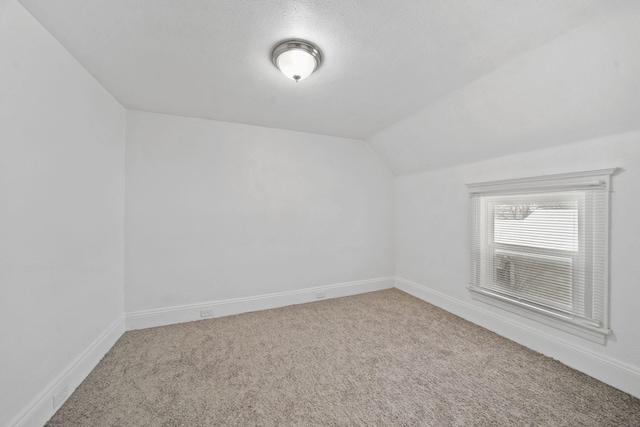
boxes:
[394,132,640,397]
[125,111,394,313]
[0,1,125,425]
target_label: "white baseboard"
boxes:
[394,276,640,399]
[126,277,395,331]
[9,316,126,427]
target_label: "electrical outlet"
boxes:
[316,291,326,299]
[53,384,68,409]
[200,308,214,318]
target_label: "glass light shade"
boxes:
[276,49,317,81]
[272,39,322,82]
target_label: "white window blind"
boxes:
[467,169,617,343]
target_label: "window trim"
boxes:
[467,168,619,344]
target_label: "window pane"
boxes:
[494,201,578,251]
[493,249,574,312]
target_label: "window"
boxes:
[467,169,618,343]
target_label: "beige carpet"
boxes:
[46,289,640,426]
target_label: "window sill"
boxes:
[468,286,610,344]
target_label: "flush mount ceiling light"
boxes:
[271,39,322,82]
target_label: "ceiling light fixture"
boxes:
[271,39,322,82]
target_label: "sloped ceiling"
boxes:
[369,2,640,174]
[17,0,640,173]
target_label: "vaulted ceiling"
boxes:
[17,0,640,173]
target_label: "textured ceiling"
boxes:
[17,0,621,142]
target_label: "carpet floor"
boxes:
[46,289,640,426]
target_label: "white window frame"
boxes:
[467,168,618,344]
